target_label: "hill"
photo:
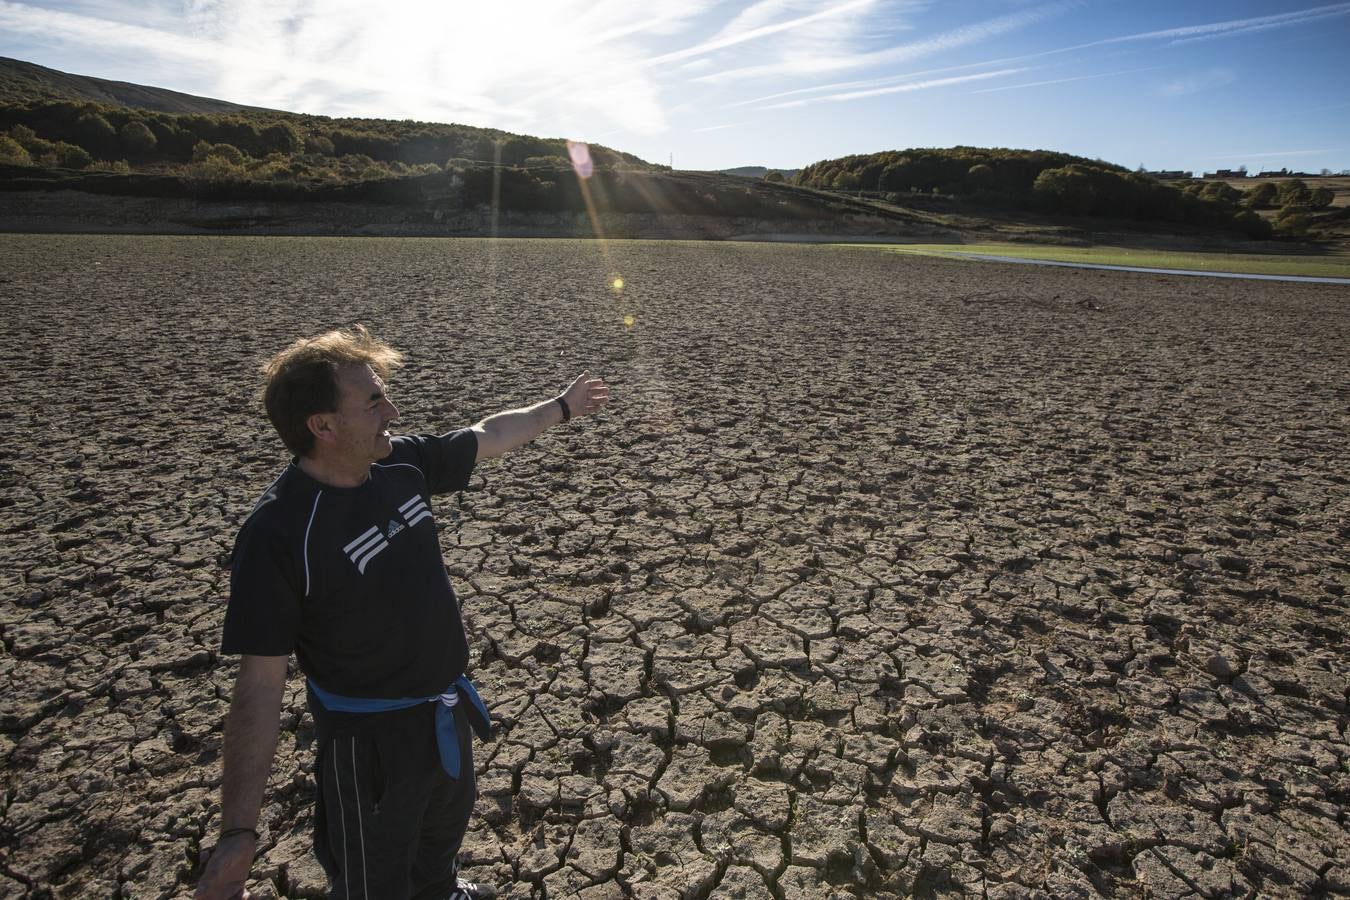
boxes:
[793,147,1273,238]
[0,57,658,179]
[0,59,942,238]
[716,166,801,181]
[0,58,1318,244]
[0,57,271,114]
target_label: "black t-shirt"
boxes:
[222,430,477,699]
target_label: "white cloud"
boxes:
[693,0,1075,83]
[971,65,1165,94]
[648,0,881,68]
[1043,2,1350,55]
[764,67,1029,109]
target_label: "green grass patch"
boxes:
[849,242,1350,279]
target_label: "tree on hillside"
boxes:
[1274,206,1310,235]
[0,134,31,165]
[53,141,93,169]
[1244,182,1277,209]
[304,133,335,156]
[74,111,118,158]
[763,170,784,183]
[119,120,157,159]
[967,163,994,188]
[260,121,303,155]
[1199,181,1242,205]
[193,140,246,165]
[832,171,860,190]
[1277,179,1311,207]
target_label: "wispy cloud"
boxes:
[1133,3,1350,45]
[648,0,878,67]
[971,65,1165,93]
[1157,67,1236,97]
[693,1,1075,83]
[726,58,1018,108]
[1057,2,1350,53]
[764,68,1030,110]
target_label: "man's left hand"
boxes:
[561,373,610,419]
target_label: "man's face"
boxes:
[330,364,399,465]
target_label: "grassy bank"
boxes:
[855,241,1350,279]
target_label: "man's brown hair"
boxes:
[261,324,403,457]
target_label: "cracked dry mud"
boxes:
[1,234,1347,899]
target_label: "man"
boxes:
[195,325,610,900]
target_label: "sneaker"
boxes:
[447,876,497,900]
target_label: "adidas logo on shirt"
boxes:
[343,495,434,575]
[344,526,389,574]
[400,495,432,528]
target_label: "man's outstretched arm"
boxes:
[195,653,288,900]
[472,373,610,461]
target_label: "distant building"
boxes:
[1145,170,1192,181]
[1202,169,1246,179]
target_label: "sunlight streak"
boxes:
[568,140,634,328]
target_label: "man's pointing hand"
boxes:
[561,373,610,419]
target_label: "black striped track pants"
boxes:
[314,701,476,900]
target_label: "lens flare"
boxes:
[567,140,594,180]
[623,314,635,328]
[611,276,624,291]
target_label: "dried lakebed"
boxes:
[1,235,1347,899]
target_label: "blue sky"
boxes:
[2,1,1347,174]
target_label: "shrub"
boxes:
[1308,187,1334,209]
[304,133,335,156]
[54,141,93,169]
[89,159,133,174]
[0,134,32,165]
[8,124,39,147]
[967,163,994,187]
[74,111,118,157]
[763,171,784,183]
[832,171,859,190]
[1274,207,1310,235]
[1231,209,1272,239]
[205,142,246,165]
[1276,179,1311,207]
[193,155,244,180]
[1199,181,1242,205]
[1244,182,1277,208]
[260,121,302,155]
[119,120,157,157]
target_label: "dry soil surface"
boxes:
[1,235,1347,899]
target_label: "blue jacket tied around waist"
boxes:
[308,675,490,780]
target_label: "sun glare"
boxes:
[612,276,625,291]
